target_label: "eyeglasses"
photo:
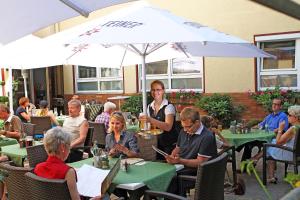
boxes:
[272,103,281,106]
[151,89,163,92]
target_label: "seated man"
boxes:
[237,98,289,161]
[95,102,116,132]
[0,104,24,139]
[63,99,89,162]
[165,107,217,195]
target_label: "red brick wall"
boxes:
[64,92,268,121]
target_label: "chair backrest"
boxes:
[26,144,48,168]
[293,127,300,158]
[25,172,72,200]
[194,153,228,200]
[0,163,33,200]
[84,127,94,147]
[85,104,103,121]
[136,134,157,161]
[30,116,52,134]
[88,121,106,148]
[23,123,36,137]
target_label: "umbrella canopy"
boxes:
[66,2,273,112]
[0,0,136,45]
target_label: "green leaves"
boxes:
[251,86,297,113]
[195,94,244,127]
[284,173,300,188]
[240,160,272,200]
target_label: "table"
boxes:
[0,141,43,166]
[221,130,275,148]
[69,158,178,199]
[0,137,18,148]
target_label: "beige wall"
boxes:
[63,65,74,95]
[124,65,137,93]
[35,0,300,93]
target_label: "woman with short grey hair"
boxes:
[34,127,80,200]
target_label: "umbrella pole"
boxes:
[141,54,147,114]
[8,68,14,114]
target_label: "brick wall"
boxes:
[64,92,268,121]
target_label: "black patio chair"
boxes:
[23,123,36,137]
[30,116,52,137]
[88,121,106,148]
[263,127,300,185]
[144,153,228,200]
[25,172,71,200]
[26,144,48,168]
[0,163,33,200]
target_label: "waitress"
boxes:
[139,80,178,159]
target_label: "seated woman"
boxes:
[251,105,300,183]
[105,112,139,158]
[36,100,59,126]
[201,115,229,149]
[34,127,80,200]
[15,97,32,123]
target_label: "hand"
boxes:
[139,114,150,123]
[108,148,118,156]
[0,130,6,135]
[278,121,285,132]
[165,154,180,164]
[114,144,129,154]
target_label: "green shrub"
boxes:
[195,94,244,127]
[121,93,153,116]
[0,96,9,103]
[250,86,297,112]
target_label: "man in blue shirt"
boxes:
[238,98,288,161]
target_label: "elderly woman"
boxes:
[15,97,32,123]
[34,127,80,200]
[63,99,89,162]
[36,100,59,126]
[139,80,178,159]
[251,105,300,183]
[106,112,139,158]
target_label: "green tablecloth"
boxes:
[222,130,275,148]
[69,158,175,192]
[0,137,18,147]
[0,141,43,166]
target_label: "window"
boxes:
[140,57,203,91]
[255,33,300,90]
[76,66,123,93]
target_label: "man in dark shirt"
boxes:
[166,107,217,169]
[165,107,217,195]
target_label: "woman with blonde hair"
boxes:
[105,112,139,158]
[36,100,59,126]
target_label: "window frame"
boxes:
[255,32,300,91]
[139,58,204,92]
[75,66,123,94]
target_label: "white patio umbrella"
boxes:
[0,0,137,45]
[66,2,273,113]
